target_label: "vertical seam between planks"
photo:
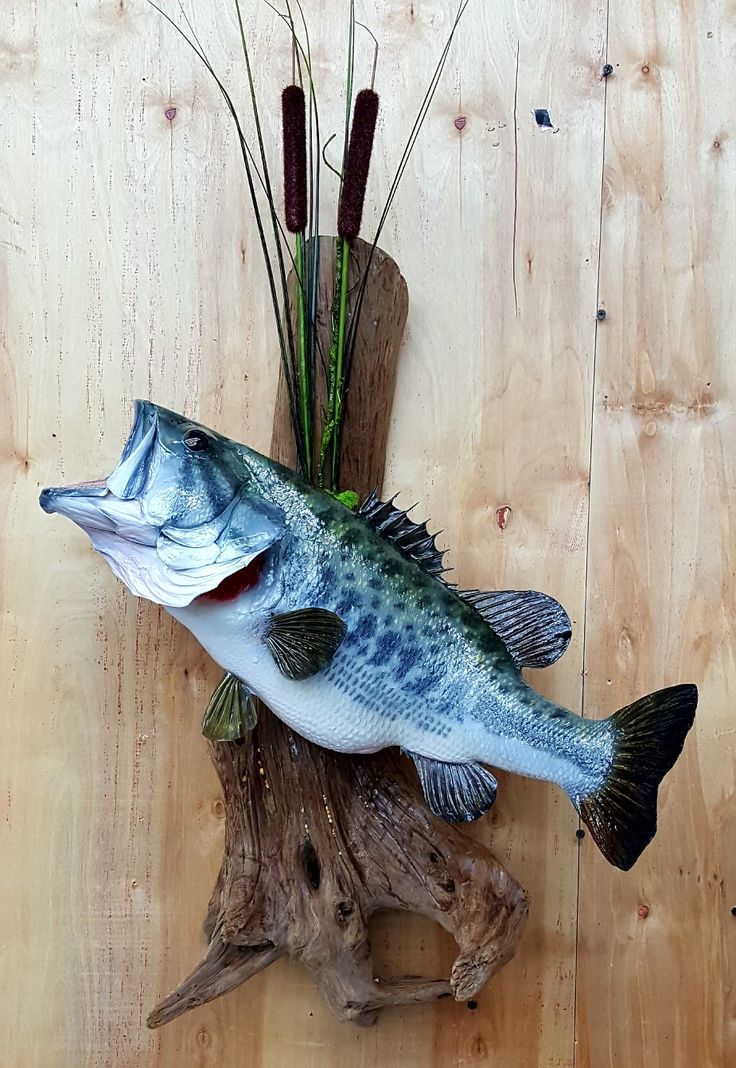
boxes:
[511,41,520,317]
[573,3,612,1065]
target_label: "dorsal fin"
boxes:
[357,489,449,577]
[460,588,572,669]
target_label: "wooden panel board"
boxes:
[380,6,608,1068]
[2,0,732,1066]
[576,2,736,1066]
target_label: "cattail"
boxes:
[282,85,307,233]
[338,89,379,241]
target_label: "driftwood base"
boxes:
[148,238,529,1028]
[148,714,529,1028]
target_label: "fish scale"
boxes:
[236,499,603,782]
[40,400,698,870]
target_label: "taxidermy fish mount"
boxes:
[40,251,696,1021]
[40,396,697,874]
[42,238,531,1024]
[39,1,696,1027]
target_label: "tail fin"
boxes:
[578,684,698,871]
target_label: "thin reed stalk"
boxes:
[149,0,470,491]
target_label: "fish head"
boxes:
[40,400,285,607]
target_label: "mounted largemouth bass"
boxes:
[40,401,697,870]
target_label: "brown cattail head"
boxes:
[338,89,379,241]
[282,85,307,233]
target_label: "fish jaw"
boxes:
[41,478,278,607]
[39,399,159,526]
[39,400,285,608]
[40,483,157,544]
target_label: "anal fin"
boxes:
[406,751,498,823]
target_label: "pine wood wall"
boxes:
[3,1,733,1064]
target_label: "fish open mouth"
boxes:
[39,400,283,607]
[39,400,159,543]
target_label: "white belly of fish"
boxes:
[170,599,398,753]
[170,597,492,760]
[169,598,593,794]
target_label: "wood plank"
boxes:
[3,0,606,1065]
[250,1,608,1063]
[576,1,736,1065]
[2,3,277,1065]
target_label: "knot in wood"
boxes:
[301,839,321,890]
[335,901,355,928]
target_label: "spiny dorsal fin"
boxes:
[357,489,449,577]
[460,588,572,669]
[265,608,347,680]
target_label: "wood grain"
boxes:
[575,2,736,1066]
[147,720,527,1029]
[2,0,732,1065]
[410,4,609,1065]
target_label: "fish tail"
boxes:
[575,684,697,870]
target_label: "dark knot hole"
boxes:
[336,900,355,928]
[301,839,321,890]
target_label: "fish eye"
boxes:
[183,428,211,453]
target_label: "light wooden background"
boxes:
[2,1,734,1065]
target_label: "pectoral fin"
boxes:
[265,608,347,680]
[202,673,258,741]
[406,751,498,822]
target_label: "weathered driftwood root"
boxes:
[148,719,529,1028]
[148,238,528,1028]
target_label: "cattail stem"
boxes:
[331,236,350,485]
[294,231,311,478]
[318,237,350,490]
